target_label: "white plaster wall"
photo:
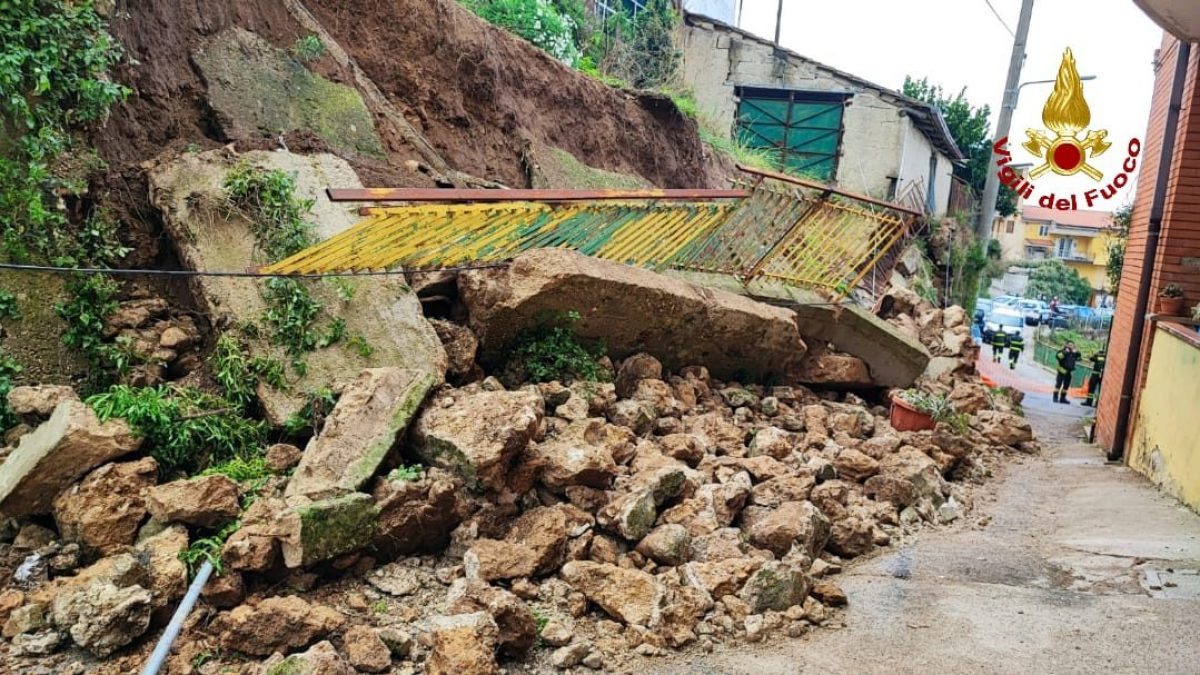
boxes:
[682,21,944,201]
[891,119,953,217]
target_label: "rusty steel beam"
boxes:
[327,188,750,202]
[735,164,924,217]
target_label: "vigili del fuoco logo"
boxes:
[993,48,1141,211]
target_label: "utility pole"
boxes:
[975,0,1036,242]
[773,0,783,47]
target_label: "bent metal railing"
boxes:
[260,166,921,302]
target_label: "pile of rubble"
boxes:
[0,338,1032,673]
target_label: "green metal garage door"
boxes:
[735,87,848,181]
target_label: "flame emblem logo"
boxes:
[1023,48,1111,180]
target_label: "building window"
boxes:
[1006,221,1015,234]
[1038,224,1050,237]
[734,87,849,181]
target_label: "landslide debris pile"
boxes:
[0,338,1032,673]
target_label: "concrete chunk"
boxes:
[459,249,808,381]
[286,368,437,500]
[0,401,141,516]
[281,493,379,568]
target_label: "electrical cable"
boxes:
[982,0,1016,38]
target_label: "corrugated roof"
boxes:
[684,12,965,162]
[1021,206,1114,230]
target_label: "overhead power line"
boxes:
[983,0,1017,37]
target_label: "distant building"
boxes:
[991,206,1117,306]
[679,12,964,217]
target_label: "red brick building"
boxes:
[1096,4,1200,508]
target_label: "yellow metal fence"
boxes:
[262,177,917,301]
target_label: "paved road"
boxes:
[654,353,1200,674]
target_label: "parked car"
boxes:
[993,295,1020,308]
[976,298,994,316]
[1018,299,1049,325]
[1045,313,1070,329]
[985,308,1026,335]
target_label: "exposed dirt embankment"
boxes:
[95,0,726,190]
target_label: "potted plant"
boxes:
[889,389,939,432]
[1158,283,1186,315]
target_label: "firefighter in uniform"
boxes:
[1054,341,1081,404]
[990,326,1009,363]
[1007,330,1025,370]
[1082,349,1106,407]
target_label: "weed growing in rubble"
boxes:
[201,456,271,483]
[224,164,347,370]
[0,351,23,431]
[86,385,267,476]
[505,310,607,384]
[372,600,390,615]
[283,386,340,437]
[212,334,286,410]
[292,34,325,62]
[0,290,19,320]
[388,465,423,482]
[56,274,133,386]
[180,520,240,577]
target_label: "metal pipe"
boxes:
[1109,41,1191,462]
[327,188,749,203]
[141,560,214,675]
[735,164,923,216]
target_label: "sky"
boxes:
[731,0,1165,209]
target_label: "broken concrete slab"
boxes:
[193,27,385,158]
[459,249,808,381]
[286,368,437,500]
[664,271,930,388]
[0,401,142,516]
[149,150,446,425]
[280,493,380,568]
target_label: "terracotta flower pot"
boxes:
[1157,296,1186,316]
[889,395,936,432]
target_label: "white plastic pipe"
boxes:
[141,560,214,675]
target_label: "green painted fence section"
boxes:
[1033,340,1094,387]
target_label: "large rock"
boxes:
[447,579,537,656]
[976,411,1035,447]
[52,581,154,657]
[635,524,692,566]
[425,612,500,675]
[0,400,141,516]
[465,504,590,581]
[52,457,157,554]
[149,150,446,426]
[827,515,876,558]
[143,474,239,528]
[136,526,190,619]
[412,389,543,492]
[343,625,392,673]
[832,448,880,482]
[372,476,467,558]
[738,561,810,613]
[534,418,620,490]
[739,501,830,557]
[215,595,344,656]
[615,353,663,399]
[6,385,78,421]
[459,249,808,381]
[792,350,874,388]
[286,368,436,500]
[560,561,665,626]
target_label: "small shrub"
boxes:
[56,274,130,385]
[504,310,606,384]
[372,600,389,614]
[212,333,286,410]
[292,34,325,62]
[0,351,23,430]
[897,389,969,434]
[0,289,19,320]
[86,385,267,476]
[463,0,581,66]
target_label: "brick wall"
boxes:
[1097,34,1200,449]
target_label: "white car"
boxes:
[985,308,1026,335]
[1018,299,1048,325]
